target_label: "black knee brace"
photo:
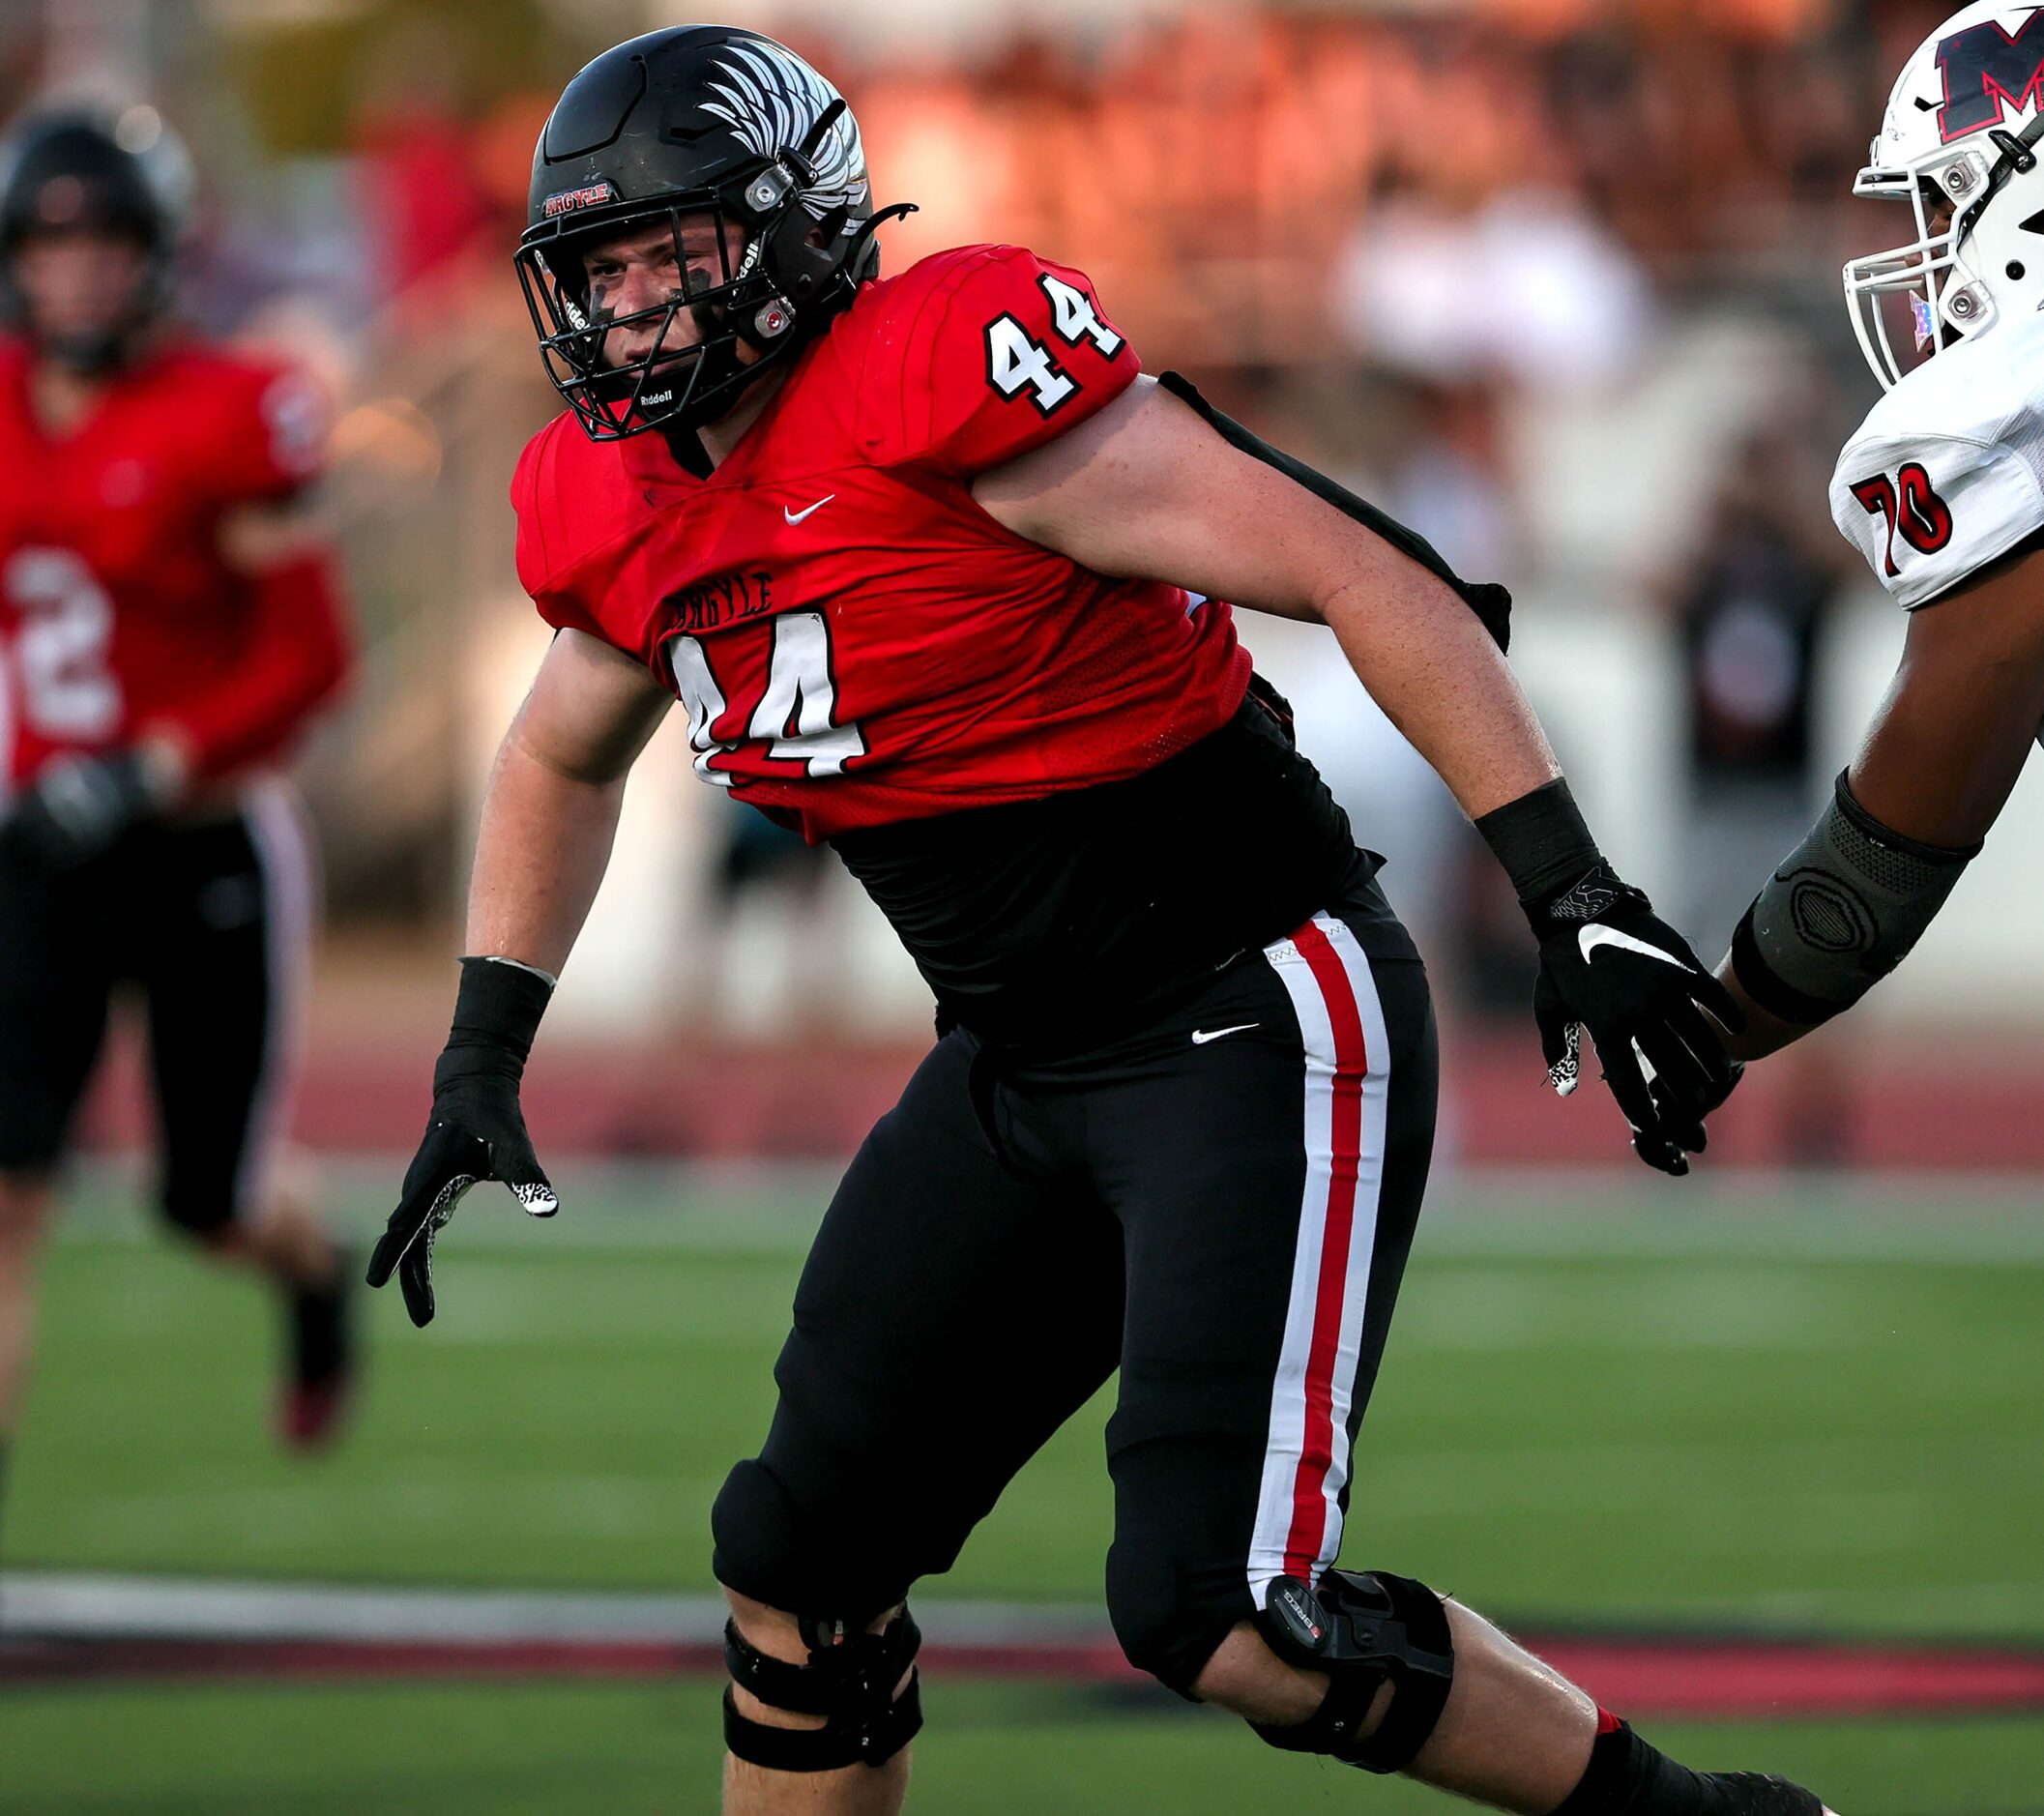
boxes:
[1249,1569,1454,1773]
[722,1606,924,1772]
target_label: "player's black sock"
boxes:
[288,1247,353,1387]
[1552,1714,1825,1816]
[1552,1713,1706,1814]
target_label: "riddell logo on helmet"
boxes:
[1937,14,2044,142]
[543,182,619,218]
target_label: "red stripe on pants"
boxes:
[1282,918,1370,1581]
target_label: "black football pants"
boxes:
[0,787,313,1233]
[714,869,1438,1695]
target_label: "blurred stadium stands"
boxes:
[10,0,2043,1170]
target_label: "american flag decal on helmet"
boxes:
[1912,292,1937,348]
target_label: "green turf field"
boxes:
[5,1169,2043,1811]
[8,1682,2044,1815]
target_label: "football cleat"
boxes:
[278,1376,350,1450]
[1696,1773,1834,1815]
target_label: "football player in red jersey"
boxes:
[371,29,1831,1816]
[0,112,360,1512]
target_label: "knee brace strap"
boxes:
[1250,1569,1454,1774]
[722,1608,923,1772]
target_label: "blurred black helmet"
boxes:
[515,26,913,444]
[0,107,191,372]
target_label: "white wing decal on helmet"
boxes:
[701,42,867,217]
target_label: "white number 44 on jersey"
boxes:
[984,274,1124,418]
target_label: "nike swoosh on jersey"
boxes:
[783,494,835,525]
[1190,1022,1259,1045]
[1577,924,1689,970]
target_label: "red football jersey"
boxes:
[0,336,344,788]
[511,244,1251,840]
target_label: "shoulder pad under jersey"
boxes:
[843,243,1140,475]
[1830,311,2044,607]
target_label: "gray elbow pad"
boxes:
[1730,772,1979,1026]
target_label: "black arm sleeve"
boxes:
[1156,370,1513,654]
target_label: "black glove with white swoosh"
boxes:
[367,956,560,1327]
[1525,863,1745,1173]
[1478,781,1745,1176]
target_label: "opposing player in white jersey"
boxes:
[1714,0,2044,1055]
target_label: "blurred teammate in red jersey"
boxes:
[0,111,359,1525]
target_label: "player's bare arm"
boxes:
[468,626,673,975]
[976,374,1744,1170]
[1720,536,2044,1059]
[366,628,670,1324]
[974,375,1559,818]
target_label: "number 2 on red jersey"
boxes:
[668,610,865,782]
[2,547,122,742]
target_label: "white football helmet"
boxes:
[1845,0,2044,388]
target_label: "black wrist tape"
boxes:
[1475,777,1604,907]
[436,955,553,1090]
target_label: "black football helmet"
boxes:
[515,26,912,443]
[0,108,190,373]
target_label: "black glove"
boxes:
[1478,780,1745,1177]
[0,750,156,869]
[1527,864,1745,1174]
[1639,1052,1745,1173]
[367,956,559,1327]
